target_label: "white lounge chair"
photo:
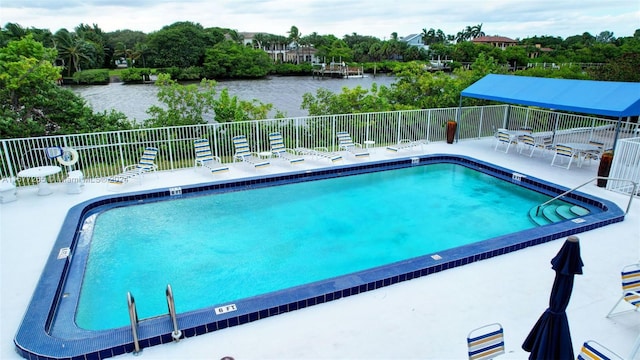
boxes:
[386,139,429,153]
[294,147,343,163]
[607,263,640,318]
[551,144,576,169]
[467,323,505,360]
[194,138,229,175]
[494,130,517,153]
[336,131,369,159]
[268,132,304,165]
[108,147,159,185]
[577,340,624,360]
[232,135,270,169]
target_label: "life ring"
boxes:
[57,147,79,166]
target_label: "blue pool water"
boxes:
[78,163,557,330]
[15,155,625,360]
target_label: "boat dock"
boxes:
[312,62,365,79]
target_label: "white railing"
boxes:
[608,137,640,196]
[1,105,638,194]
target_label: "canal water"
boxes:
[70,75,397,122]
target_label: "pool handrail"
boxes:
[535,177,638,216]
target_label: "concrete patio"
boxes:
[1,137,639,359]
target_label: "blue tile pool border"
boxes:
[14,154,625,360]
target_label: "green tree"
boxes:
[145,74,278,127]
[301,83,402,115]
[146,21,214,68]
[145,74,217,127]
[54,29,95,76]
[0,35,131,137]
[287,25,302,64]
[203,41,273,79]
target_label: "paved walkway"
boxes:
[1,138,639,359]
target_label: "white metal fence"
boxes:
[1,104,638,194]
[608,137,640,195]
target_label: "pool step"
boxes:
[528,203,590,226]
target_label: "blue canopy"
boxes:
[460,74,640,118]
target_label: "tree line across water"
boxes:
[1,21,639,138]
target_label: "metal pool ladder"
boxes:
[127,284,182,354]
[166,284,182,341]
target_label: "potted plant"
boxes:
[446,120,457,144]
[597,150,614,187]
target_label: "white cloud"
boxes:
[1,0,638,39]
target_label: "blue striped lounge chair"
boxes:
[232,135,270,169]
[336,131,369,158]
[577,340,624,360]
[606,263,640,318]
[467,323,505,360]
[386,139,429,153]
[494,130,516,153]
[194,138,229,175]
[108,147,159,185]
[294,146,343,163]
[550,144,576,169]
[268,132,304,165]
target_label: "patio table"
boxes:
[18,165,62,195]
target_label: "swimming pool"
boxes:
[14,155,625,359]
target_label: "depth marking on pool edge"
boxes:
[57,247,70,259]
[215,304,237,315]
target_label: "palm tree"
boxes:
[470,24,485,39]
[54,29,94,76]
[133,43,152,67]
[287,25,302,64]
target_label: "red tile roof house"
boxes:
[472,35,518,49]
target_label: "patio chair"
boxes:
[386,139,429,153]
[0,177,17,203]
[577,340,624,360]
[194,138,229,175]
[336,131,369,159]
[606,263,640,318]
[232,135,270,169]
[64,170,84,194]
[551,144,576,169]
[295,146,343,163]
[268,132,304,165]
[494,130,516,153]
[107,147,159,185]
[583,140,605,166]
[467,323,505,360]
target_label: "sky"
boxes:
[1,0,639,40]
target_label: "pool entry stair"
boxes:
[528,203,590,226]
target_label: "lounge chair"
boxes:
[268,132,304,165]
[295,146,343,163]
[550,144,576,169]
[336,131,369,158]
[494,130,517,153]
[467,323,505,360]
[108,147,159,185]
[583,140,605,166]
[386,139,429,153]
[606,263,640,318]
[232,135,270,169]
[194,138,229,175]
[577,340,624,360]
[518,135,554,157]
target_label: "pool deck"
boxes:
[2,137,639,360]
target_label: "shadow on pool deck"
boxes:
[1,137,639,360]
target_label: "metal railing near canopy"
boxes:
[1,105,638,195]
